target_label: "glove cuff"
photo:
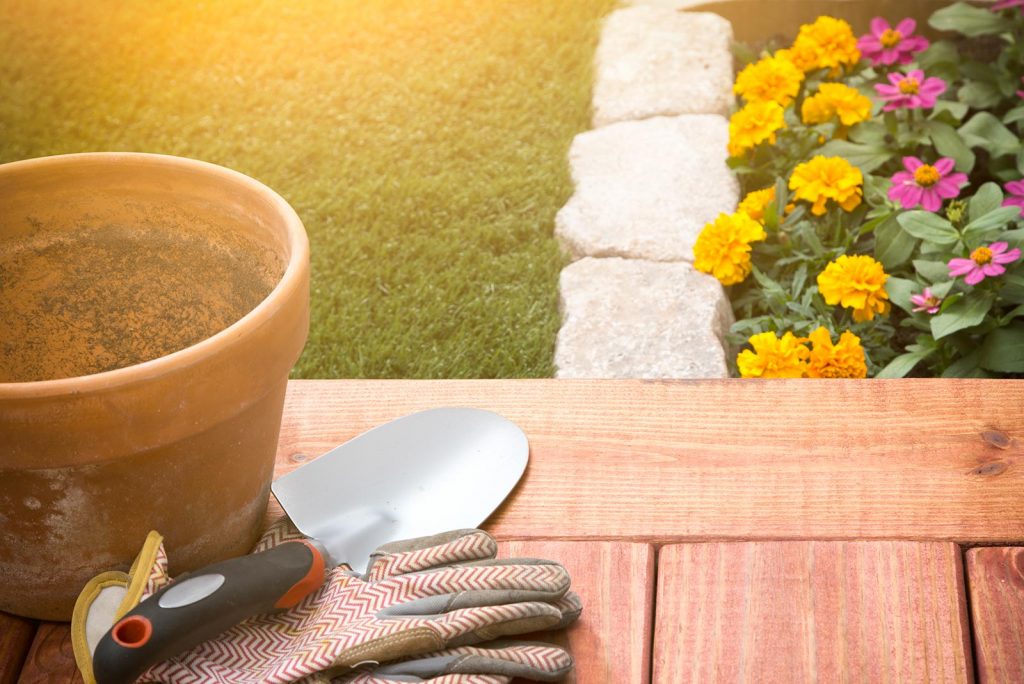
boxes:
[71,531,165,684]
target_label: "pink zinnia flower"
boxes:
[910,287,942,314]
[875,70,946,111]
[858,18,929,66]
[1004,179,1024,216]
[992,0,1024,11]
[888,157,968,211]
[948,242,1022,286]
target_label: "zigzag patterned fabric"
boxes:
[137,520,573,684]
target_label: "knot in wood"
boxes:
[981,430,1013,450]
[290,452,309,464]
[970,461,1008,478]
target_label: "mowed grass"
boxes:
[0,0,615,377]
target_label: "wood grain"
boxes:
[653,541,974,683]
[965,547,1024,682]
[270,379,1024,544]
[16,622,81,684]
[497,541,655,684]
[0,614,34,684]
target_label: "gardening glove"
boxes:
[327,639,577,683]
[73,517,580,684]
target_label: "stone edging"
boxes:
[553,3,739,378]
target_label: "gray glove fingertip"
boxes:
[551,592,583,630]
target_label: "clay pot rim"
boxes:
[0,151,309,398]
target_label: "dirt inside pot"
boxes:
[0,223,284,382]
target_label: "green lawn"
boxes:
[0,0,615,378]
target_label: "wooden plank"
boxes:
[498,541,655,684]
[0,614,35,684]
[966,547,1024,682]
[16,623,81,684]
[653,541,974,683]
[270,379,1024,544]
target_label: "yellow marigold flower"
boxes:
[737,331,809,378]
[734,54,805,106]
[728,101,786,157]
[693,211,767,285]
[801,93,836,124]
[737,187,776,224]
[788,155,863,216]
[816,254,890,322]
[820,83,872,125]
[805,326,868,378]
[806,81,872,126]
[776,44,818,73]
[788,16,862,73]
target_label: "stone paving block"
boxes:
[555,115,738,263]
[593,6,734,127]
[555,257,732,379]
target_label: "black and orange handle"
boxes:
[92,539,328,684]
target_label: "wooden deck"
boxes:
[3,379,1023,682]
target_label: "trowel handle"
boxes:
[92,539,328,684]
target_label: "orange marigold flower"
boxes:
[805,326,868,378]
[734,54,805,106]
[737,331,809,378]
[737,186,776,224]
[728,101,787,157]
[693,211,767,286]
[789,155,863,216]
[816,254,890,322]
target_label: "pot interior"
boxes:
[0,157,287,383]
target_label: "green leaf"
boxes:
[1001,303,1024,323]
[963,206,1022,243]
[930,100,970,122]
[930,279,956,299]
[929,1,1015,36]
[886,277,919,314]
[897,211,960,246]
[958,81,1003,109]
[978,323,1024,372]
[792,262,808,297]
[816,139,894,173]
[959,112,1020,158]
[1005,105,1024,125]
[939,292,963,312]
[875,214,917,268]
[916,40,959,72]
[876,348,934,378]
[1002,228,1024,244]
[941,350,988,378]
[969,183,1004,220]
[914,259,952,282]
[924,121,975,174]
[929,294,994,339]
[848,121,888,145]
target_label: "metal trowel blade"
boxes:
[271,407,529,574]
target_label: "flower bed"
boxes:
[695,1,1024,378]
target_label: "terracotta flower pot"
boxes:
[0,153,310,620]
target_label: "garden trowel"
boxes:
[87,407,529,684]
